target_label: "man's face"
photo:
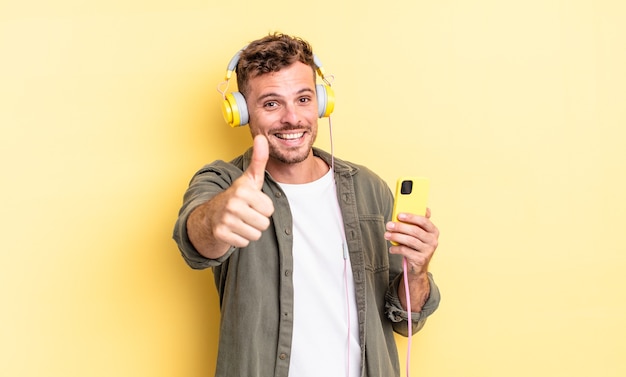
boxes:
[245,61,319,166]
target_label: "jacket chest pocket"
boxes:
[358,214,389,273]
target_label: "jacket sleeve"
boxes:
[385,272,441,336]
[172,160,242,270]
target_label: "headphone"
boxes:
[220,49,335,127]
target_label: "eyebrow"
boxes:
[257,87,315,102]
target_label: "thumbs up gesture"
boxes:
[246,134,272,191]
[187,135,275,258]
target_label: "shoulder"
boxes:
[338,158,389,192]
[313,148,391,198]
[313,148,382,180]
[189,153,246,187]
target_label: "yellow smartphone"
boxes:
[391,177,430,245]
[392,177,430,222]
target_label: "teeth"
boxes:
[277,132,304,140]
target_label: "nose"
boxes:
[280,103,300,125]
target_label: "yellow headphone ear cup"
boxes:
[221,92,249,127]
[221,95,235,126]
[316,84,335,118]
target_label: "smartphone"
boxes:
[392,177,430,222]
[391,177,430,246]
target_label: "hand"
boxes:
[211,134,275,246]
[188,135,275,257]
[385,208,439,276]
[385,208,439,311]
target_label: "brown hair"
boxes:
[236,33,316,95]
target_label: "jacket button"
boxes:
[279,353,287,360]
[285,228,291,235]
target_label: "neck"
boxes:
[267,152,329,184]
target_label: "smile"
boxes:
[276,132,304,140]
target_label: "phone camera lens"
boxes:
[401,180,413,195]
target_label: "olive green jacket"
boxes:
[173,147,440,377]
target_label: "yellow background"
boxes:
[1,0,625,376]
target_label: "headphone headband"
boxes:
[224,50,242,80]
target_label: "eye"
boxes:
[298,97,312,104]
[264,101,279,109]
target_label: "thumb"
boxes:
[246,134,269,190]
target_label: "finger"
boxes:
[250,191,275,218]
[386,220,438,247]
[214,203,270,244]
[395,212,438,234]
[246,135,269,190]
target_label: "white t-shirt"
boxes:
[278,169,361,377]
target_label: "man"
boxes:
[173,33,440,377]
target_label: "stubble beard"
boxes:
[268,128,317,165]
